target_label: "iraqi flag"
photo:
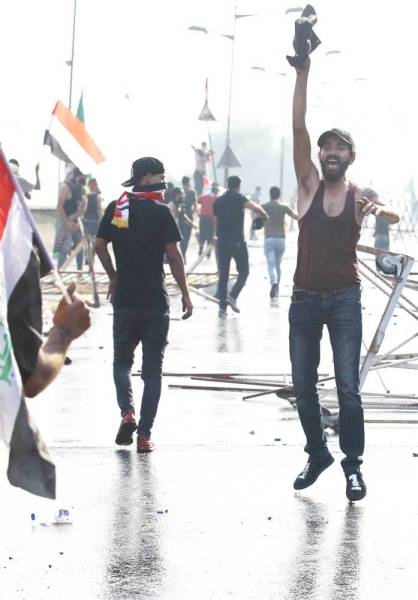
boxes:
[0,147,56,498]
[43,100,106,174]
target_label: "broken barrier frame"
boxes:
[357,245,417,392]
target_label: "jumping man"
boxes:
[290,58,399,501]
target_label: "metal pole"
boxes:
[359,255,415,387]
[279,95,285,192]
[278,74,287,193]
[224,7,237,187]
[68,0,77,110]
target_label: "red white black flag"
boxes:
[0,147,56,498]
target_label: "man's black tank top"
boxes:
[293,181,361,292]
[63,181,83,217]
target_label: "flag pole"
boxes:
[68,0,78,110]
[0,147,71,303]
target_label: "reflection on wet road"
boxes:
[105,452,165,599]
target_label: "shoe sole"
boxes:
[115,421,137,446]
[346,485,367,502]
[347,491,367,503]
[293,455,335,490]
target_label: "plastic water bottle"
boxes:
[53,508,73,525]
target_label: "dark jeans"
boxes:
[113,308,169,436]
[199,217,214,254]
[217,240,249,310]
[179,223,192,260]
[289,285,364,473]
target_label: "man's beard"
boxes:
[320,157,351,182]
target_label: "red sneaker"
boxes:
[136,435,155,453]
[115,411,137,446]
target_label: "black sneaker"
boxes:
[270,283,278,298]
[227,295,240,313]
[218,308,227,317]
[345,470,367,502]
[293,454,334,490]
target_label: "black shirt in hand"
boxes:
[97,198,181,311]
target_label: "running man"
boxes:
[262,186,298,298]
[214,175,267,316]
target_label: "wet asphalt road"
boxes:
[1,230,418,599]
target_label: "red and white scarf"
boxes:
[111,190,163,228]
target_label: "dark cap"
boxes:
[317,128,355,152]
[122,157,165,187]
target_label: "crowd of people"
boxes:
[7,64,400,503]
[8,139,394,305]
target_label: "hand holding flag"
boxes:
[0,146,90,498]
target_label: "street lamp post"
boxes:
[223,13,237,186]
[68,0,77,110]
[189,9,255,186]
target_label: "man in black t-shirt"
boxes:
[213,176,267,316]
[95,156,193,453]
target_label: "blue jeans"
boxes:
[289,286,364,473]
[113,308,169,436]
[217,240,249,310]
[264,237,285,285]
[58,228,84,270]
[374,234,389,250]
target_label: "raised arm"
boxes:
[293,59,320,213]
